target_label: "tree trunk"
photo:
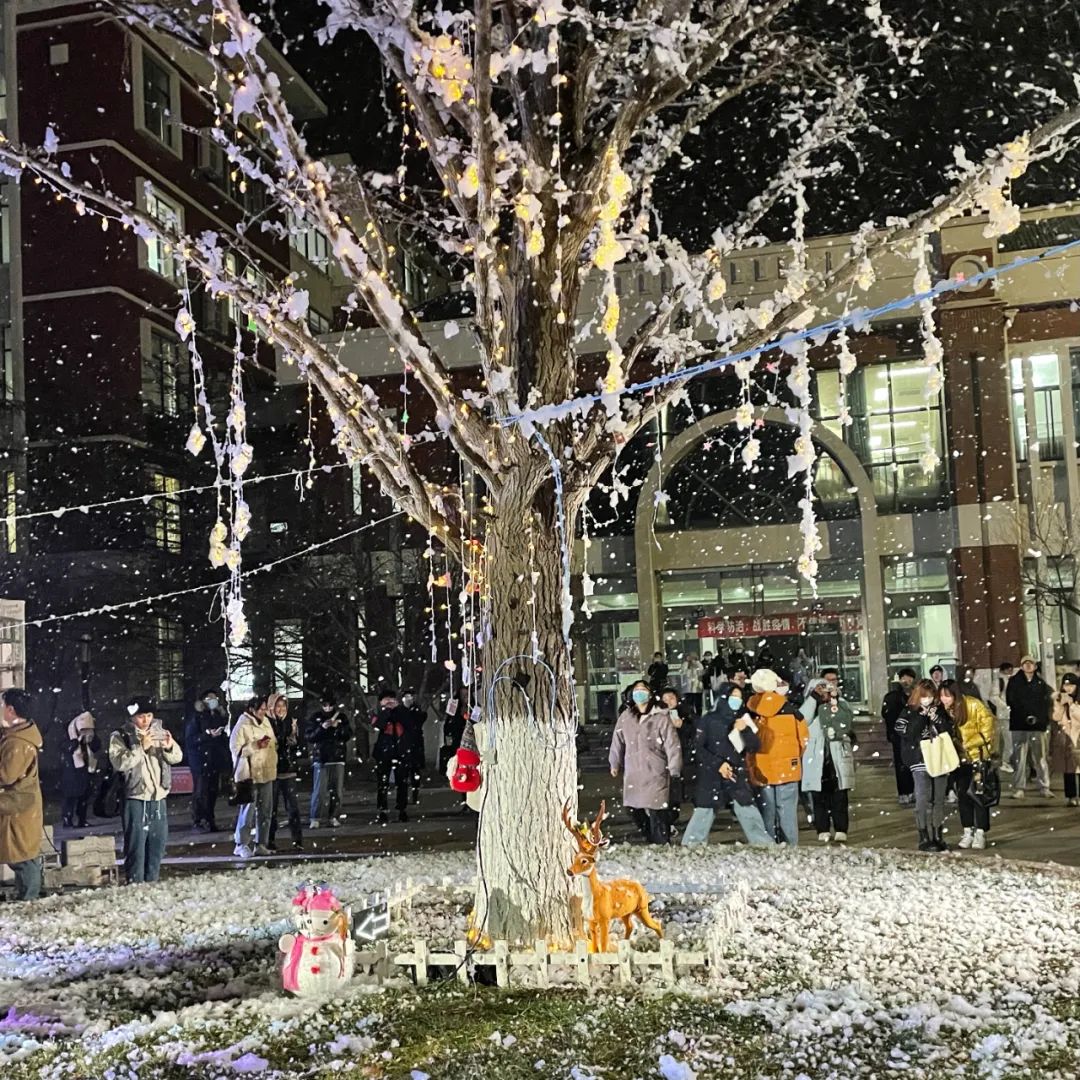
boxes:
[471,481,581,945]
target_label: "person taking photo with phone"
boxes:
[108,697,182,884]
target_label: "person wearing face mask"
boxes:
[881,669,917,806]
[609,681,682,844]
[939,679,996,850]
[800,674,856,843]
[399,690,427,806]
[683,684,772,847]
[659,687,696,817]
[305,696,353,829]
[895,679,953,851]
[372,691,411,824]
[746,670,809,846]
[230,695,278,858]
[1050,674,1080,807]
[189,689,230,833]
[267,693,304,852]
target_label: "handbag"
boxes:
[921,728,960,777]
[967,735,1001,808]
[229,777,254,806]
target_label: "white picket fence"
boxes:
[352,880,748,990]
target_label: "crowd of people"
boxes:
[610,660,857,849]
[0,684,436,896]
[610,648,1080,853]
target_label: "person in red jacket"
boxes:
[747,669,810,846]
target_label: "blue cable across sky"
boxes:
[501,232,1080,429]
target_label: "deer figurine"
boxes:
[562,799,662,953]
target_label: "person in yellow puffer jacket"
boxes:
[939,680,997,851]
[747,669,810,846]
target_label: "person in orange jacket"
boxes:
[747,669,810,846]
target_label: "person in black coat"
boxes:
[881,668,917,805]
[305,697,353,828]
[400,689,426,805]
[187,690,231,831]
[895,679,953,851]
[680,684,773,847]
[1006,655,1053,797]
[660,687,696,814]
[371,690,411,823]
[647,652,669,694]
[60,711,101,828]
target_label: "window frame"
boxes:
[140,322,189,417]
[146,471,182,553]
[132,41,183,157]
[155,613,185,703]
[1,471,15,554]
[137,180,186,284]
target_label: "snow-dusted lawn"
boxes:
[1,845,1079,1078]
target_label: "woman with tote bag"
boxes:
[895,679,955,852]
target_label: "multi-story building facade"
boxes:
[0,1,328,723]
[293,201,1080,716]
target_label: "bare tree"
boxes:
[4,0,1080,942]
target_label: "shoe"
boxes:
[1039,789,1054,798]
[193,822,211,834]
[1010,789,1025,800]
[1067,798,1079,807]
[946,790,958,806]
[327,818,341,829]
[1000,763,1014,774]
[958,827,974,849]
[292,842,305,852]
[933,829,948,852]
[972,829,987,850]
[917,829,933,852]
[833,831,847,842]
[235,844,253,859]
[398,810,409,823]
[266,843,278,853]
[308,820,320,830]
[377,811,389,825]
[62,817,74,828]
[817,832,831,843]
[253,844,272,856]
[77,820,89,828]
[207,823,219,832]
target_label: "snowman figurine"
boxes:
[279,884,355,996]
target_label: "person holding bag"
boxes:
[229,696,277,858]
[939,680,997,850]
[895,679,954,852]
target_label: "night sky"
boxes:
[256,0,1080,246]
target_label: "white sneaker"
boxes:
[972,829,987,850]
[232,843,246,856]
[1067,798,1080,807]
[1039,789,1054,798]
[1000,763,1014,774]
[817,832,831,842]
[1010,789,1025,799]
[833,831,848,842]
[958,827,974,849]
[946,789,958,805]
[327,817,341,829]
[235,845,253,859]
[308,820,320,830]
[253,844,272,856]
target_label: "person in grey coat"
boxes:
[800,674,856,842]
[609,680,683,844]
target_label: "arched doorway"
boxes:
[634,408,888,706]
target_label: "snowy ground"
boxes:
[1,846,1079,1078]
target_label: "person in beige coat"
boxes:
[0,688,44,900]
[1050,674,1080,806]
[229,695,277,858]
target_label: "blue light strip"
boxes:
[502,233,1080,428]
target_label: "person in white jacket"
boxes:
[229,695,277,858]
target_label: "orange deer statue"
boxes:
[562,799,662,953]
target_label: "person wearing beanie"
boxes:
[108,696,182,884]
[1006,655,1053,799]
[372,691,411,824]
[746,669,809,846]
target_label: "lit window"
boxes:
[155,614,184,702]
[1,471,15,554]
[144,186,184,283]
[1011,353,1063,462]
[147,472,182,552]
[272,620,304,695]
[287,211,331,267]
[142,329,188,416]
[269,521,288,535]
[142,52,175,147]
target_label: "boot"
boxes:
[61,815,74,829]
[918,828,933,851]
[933,827,948,852]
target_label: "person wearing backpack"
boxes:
[939,680,997,850]
[895,679,953,852]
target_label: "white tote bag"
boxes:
[921,731,959,778]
